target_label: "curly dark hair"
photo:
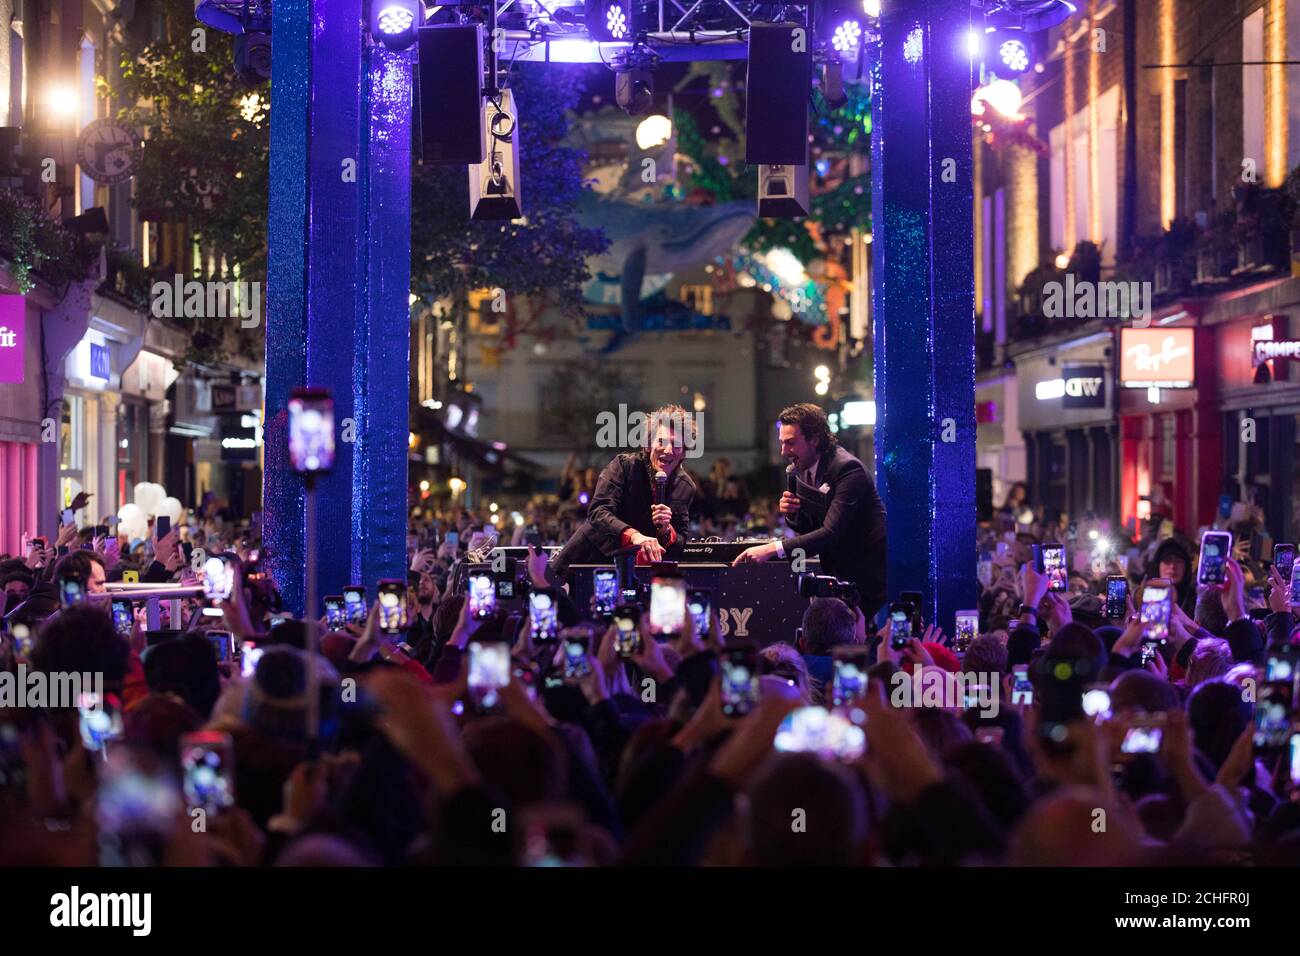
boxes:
[778,402,836,452]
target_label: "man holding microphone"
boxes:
[550,404,699,577]
[733,403,888,614]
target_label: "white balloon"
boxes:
[133,482,165,516]
[157,497,183,525]
[117,503,148,542]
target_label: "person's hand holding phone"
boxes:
[1112,602,1146,658]
[631,615,673,685]
[409,547,435,574]
[448,597,482,650]
[859,678,942,804]
[526,543,550,589]
[367,668,479,796]
[347,604,383,663]
[1019,560,1049,610]
[672,678,731,752]
[1042,591,1072,632]
[1267,564,1291,614]
[158,528,183,573]
[852,605,868,646]
[1155,707,1209,804]
[899,637,934,670]
[875,615,902,667]
[55,522,79,550]
[1220,559,1247,621]
[708,691,803,789]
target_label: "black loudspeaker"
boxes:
[745,21,811,165]
[417,24,485,166]
[976,468,994,523]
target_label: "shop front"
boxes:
[1207,276,1300,543]
[975,368,1024,517]
[60,295,147,518]
[1013,327,1117,523]
[1117,318,1220,538]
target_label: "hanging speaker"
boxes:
[746,21,811,165]
[417,24,485,166]
[470,89,523,221]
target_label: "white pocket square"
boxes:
[819,483,831,494]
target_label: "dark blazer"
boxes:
[551,452,696,577]
[787,444,888,612]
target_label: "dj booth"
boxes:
[492,542,819,647]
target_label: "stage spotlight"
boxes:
[819,0,865,54]
[586,0,633,41]
[370,0,423,50]
[615,69,653,115]
[234,33,272,82]
[984,0,1077,32]
[999,36,1030,71]
[635,114,672,149]
[863,0,881,17]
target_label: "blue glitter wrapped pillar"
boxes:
[352,45,413,590]
[265,0,411,611]
[871,0,977,631]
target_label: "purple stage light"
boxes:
[376,6,414,34]
[832,19,862,52]
[606,3,628,39]
[369,0,421,50]
[999,37,1029,71]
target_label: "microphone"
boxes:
[786,463,799,496]
[654,470,668,506]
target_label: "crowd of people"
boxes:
[1,485,1298,867]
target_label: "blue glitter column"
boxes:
[304,0,364,606]
[266,0,410,611]
[871,0,977,632]
[353,45,413,589]
[263,0,313,613]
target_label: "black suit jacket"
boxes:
[551,452,696,577]
[787,444,888,612]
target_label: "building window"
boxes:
[78,37,97,214]
[1159,414,1176,480]
[7,27,22,127]
[679,284,714,315]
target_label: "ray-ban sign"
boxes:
[1119,327,1195,388]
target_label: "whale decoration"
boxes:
[578,192,756,344]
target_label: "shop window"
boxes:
[1159,414,1176,479]
[61,396,83,471]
